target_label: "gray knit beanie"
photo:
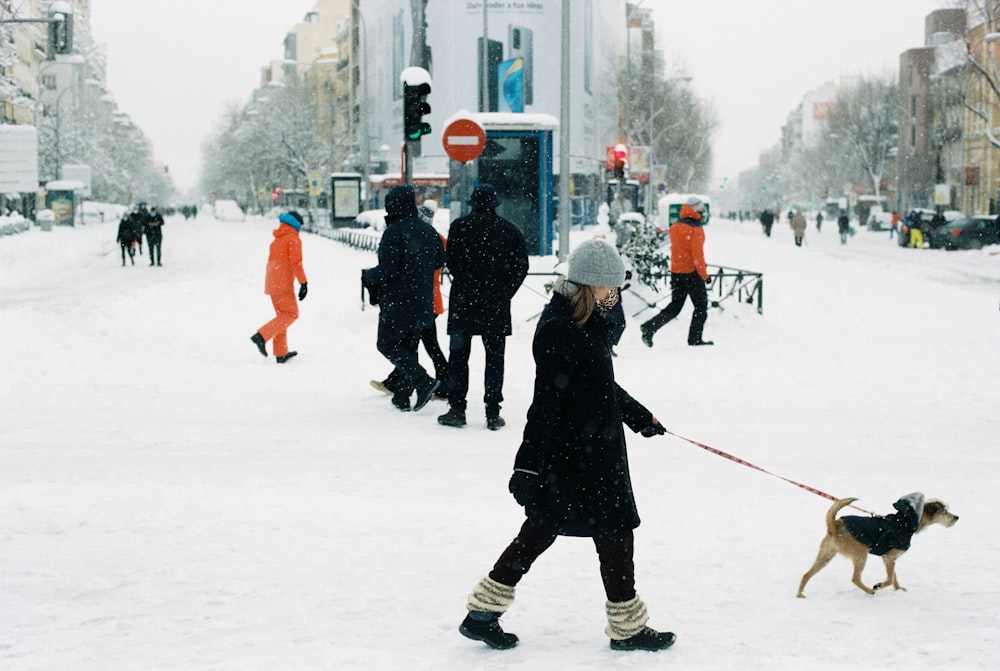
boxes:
[567,239,626,287]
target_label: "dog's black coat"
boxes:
[842,493,923,556]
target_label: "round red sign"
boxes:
[441,118,486,163]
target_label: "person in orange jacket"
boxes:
[250,211,308,363]
[639,196,713,347]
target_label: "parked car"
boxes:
[353,209,387,232]
[929,215,1000,250]
[867,206,891,231]
[212,199,246,222]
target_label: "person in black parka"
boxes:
[459,239,675,654]
[437,184,528,430]
[127,205,145,255]
[146,206,165,266]
[759,208,774,237]
[116,213,137,265]
[362,185,446,412]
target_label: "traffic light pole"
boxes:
[403,141,415,186]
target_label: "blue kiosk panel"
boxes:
[454,113,556,257]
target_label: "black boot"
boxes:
[391,393,411,412]
[610,627,676,652]
[250,332,267,357]
[438,407,467,427]
[413,378,440,412]
[276,351,298,363]
[486,407,505,431]
[459,611,518,650]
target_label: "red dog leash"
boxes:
[663,428,875,515]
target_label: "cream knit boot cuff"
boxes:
[605,595,649,640]
[467,576,516,614]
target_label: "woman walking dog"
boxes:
[458,239,675,653]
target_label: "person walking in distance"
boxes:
[791,208,807,247]
[250,211,308,364]
[128,205,145,256]
[759,208,774,237]
[838,210,851,245]
[437,185,528,430]
[146,206,165,266]
[640,196,713,347]
[116,212,137,265]
[458,239,675,653]
[361,185,446,412]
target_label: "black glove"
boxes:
[640,416,666,437]
[298,282,308,301]
[704,277,713,286]
[508,469,539,507]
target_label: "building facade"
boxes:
[350,0,626,190]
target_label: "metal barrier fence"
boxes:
[627,264,764,317]
[315,224,763,318]
[303,223,380,251]
[1,218,32,237]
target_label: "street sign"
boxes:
[307,172,322,197]
[442,117,486,163]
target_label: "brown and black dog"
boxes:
[797,493,958,598]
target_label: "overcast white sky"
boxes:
[653,0,953,188]
[90,0,953,195]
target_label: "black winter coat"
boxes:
[116,218,136,245]
[146,212,164,241]
[446,208,528,336]
[513,291,654,537]
[127,212,145,240]
[365,214,445,332]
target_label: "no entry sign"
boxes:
[442,118,486,163]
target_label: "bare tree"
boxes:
[201,78,333,212]
[621,53,717,193]
[823,76,900,197]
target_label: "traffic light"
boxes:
[403,82,432,141]
[47,4,74,56]
[613,144,628,180]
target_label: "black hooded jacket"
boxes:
[364,186,445,331]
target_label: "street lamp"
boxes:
[647,75,692,215]
[52,77,101,180]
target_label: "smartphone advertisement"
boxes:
[498,57,525,113]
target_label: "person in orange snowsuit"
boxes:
[639,196,713,347]
[250,211,308,363]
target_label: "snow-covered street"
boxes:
[2,212,998,670]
